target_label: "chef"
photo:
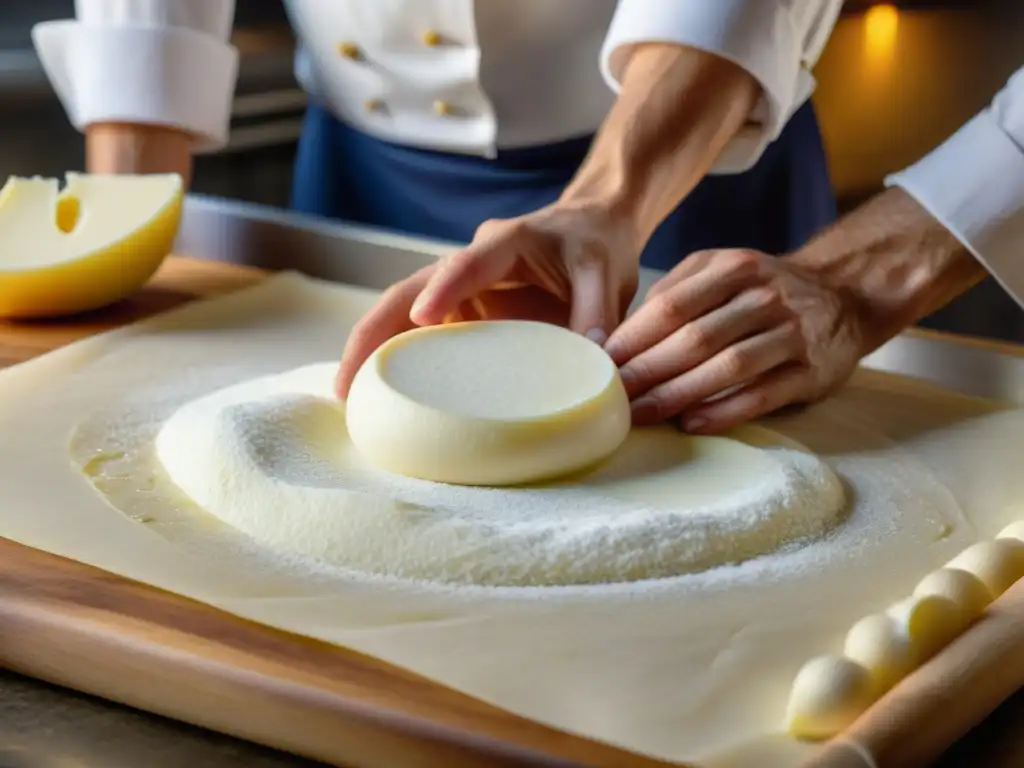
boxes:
[35,1,843,335]
[563,65,1024,435]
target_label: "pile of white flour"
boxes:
[150,363,847,588]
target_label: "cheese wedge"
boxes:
[0,173,183,318]
[345,320,632,486]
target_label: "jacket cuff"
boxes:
[887,111,1024,310]
[33,20,238,152]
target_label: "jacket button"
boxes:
[432,100,455,116]
[422,29,443,47]
[337,41,361,59]
[364,98,385,113]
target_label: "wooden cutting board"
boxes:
[0,257,682,768]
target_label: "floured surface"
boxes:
[142,362,844,587]
[1,272,1023,765]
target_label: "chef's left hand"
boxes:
[335,203,641,397]
[605,249,869,433]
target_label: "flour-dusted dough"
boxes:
[153,362,845,588]
[791,557,1000,742]
[945,539,1024,598]
[913,567,991,623]
[843,614,914,693]
[790,595,962,741]
[785,655,876,740]
[841,594,964,701]
[886,593,961,661]
[345,320,631,486]
[997,521,1024,543]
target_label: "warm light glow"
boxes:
[863,4,899,63]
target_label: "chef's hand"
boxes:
[85,122,194,184]
[335,204,641,397]
[605,249,867,433]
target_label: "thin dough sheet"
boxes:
[1,272,1023,767]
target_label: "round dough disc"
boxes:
[345,320,632,486]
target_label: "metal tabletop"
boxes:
[3,195,1023,767]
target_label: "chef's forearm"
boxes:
[559,43,759,247]
[86,122,195,183]
[785,187,988,353]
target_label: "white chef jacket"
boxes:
[33,0,842,171]
[888,65,1024,308]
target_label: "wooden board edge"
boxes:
[0,537,678,768]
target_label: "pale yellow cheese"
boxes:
[996,520,1024,543]
[785,655,876,740]
[843,613,914,693]
[0,173,182,317]
[945,538,1024,598]
[345,320,631,486]
[913,567,991,624]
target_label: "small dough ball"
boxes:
[345,320,631,486]
[996,521,1024,543]
[913,567,991,627]
[843,613,914,693]
[946,539,1024,599]
[886,593,961,661]
[785,655,876,741]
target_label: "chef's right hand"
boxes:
[85,122,194,184]
[605,248,868,432]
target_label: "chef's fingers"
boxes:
[679,365,812,434]
[409,233,519,325]
[567,247,617,343]
[642,250,713,301]
[335,266,434,398]
[617,287,786,399]
[628,321,802,426]
[603,257,759,366]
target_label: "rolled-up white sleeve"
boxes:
[31,0,239,152]
[887,67,1024,308]
[600,0,843,173]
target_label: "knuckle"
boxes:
[740,387,772,415]
[440,249,486,284]
[780,318,802,337]
[473,218,505,239]
[722,248,762,274]
[645,278,671,302]
[746,285,783,312]
[779,319,806,349]
[445,247,478,270]
[679,323,716,357]
[381,280,411,304]
[685,249,716,268]
[569,240,604,269]
[651,290,689,323]
[716,348,748,380]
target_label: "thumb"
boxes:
[568,253,618,345]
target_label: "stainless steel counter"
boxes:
[3,195,1024,768]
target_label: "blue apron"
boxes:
[291,101,836,270]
